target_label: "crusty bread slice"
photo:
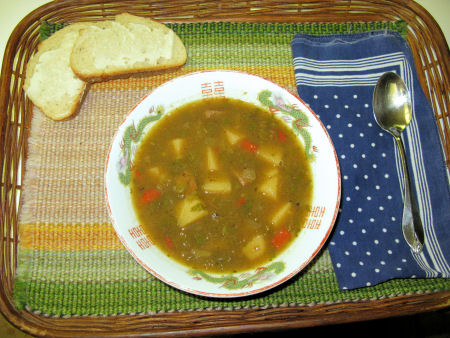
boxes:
[70,13,187,82]
[23,23,92,120]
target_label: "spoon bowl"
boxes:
[373,71,424,254]
[373,72,412,137]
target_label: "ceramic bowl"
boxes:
[105,70,341,298]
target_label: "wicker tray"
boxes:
[1,0,449,336]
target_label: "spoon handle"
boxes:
[394,135,425,254]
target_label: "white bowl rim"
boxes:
[104,69,341,298]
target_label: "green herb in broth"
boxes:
[131,97,313,273]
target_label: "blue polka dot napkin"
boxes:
[291,31,450,290]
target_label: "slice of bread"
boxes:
[23,23,92,120]
[70,13,187,81]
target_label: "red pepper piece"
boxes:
[272,227,291,249]
[241,139,258,153]
[141,188,161,204]
[276,129,287,142]
[237,198,246,206]
[164,236,173,249]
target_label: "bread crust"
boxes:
[24,23,90,120]
[70,13,187,82]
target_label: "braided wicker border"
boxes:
[0,1,448,336]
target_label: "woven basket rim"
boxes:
[0,0,449,336]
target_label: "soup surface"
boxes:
[130,97,313,273]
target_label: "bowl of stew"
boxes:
[105,70,340,297]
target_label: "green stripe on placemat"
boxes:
[14,249,449,315]
[40,21,68,40]
[14,20,449,317]
[40,20,408,41]
[170,20,408,37]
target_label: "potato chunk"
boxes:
[206,146,219,171]
[242,235,266,260]
[258,168,279,199]
[256,145,283,166]
[232,167,256,186]
[171,138,186,159]
[270,202,292,227]
[175,195,208,227]
[147,166,168,182]
[225,129,243,145]
[202,177,232,194]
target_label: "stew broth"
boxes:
[130,97,313,273]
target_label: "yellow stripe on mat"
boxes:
[19,223,123,251]
[89,66,297,92]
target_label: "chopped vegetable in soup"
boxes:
[130,97,313,273]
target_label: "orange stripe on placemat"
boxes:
[19,223,123,251]
[89,66,297,92]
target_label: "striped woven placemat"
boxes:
[14,21,449,317]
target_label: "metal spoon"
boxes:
[372,71,424,254]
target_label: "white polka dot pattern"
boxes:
[301,86,421,289]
